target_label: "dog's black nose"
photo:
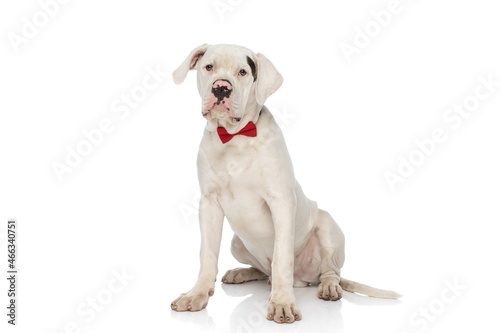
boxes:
[212,79,232,103]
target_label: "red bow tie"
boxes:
[217,121,257,144]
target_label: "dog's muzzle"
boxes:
[203,79,240,121]
[212,79,232,103]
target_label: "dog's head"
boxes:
[173,44,282,132]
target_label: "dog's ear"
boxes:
[254,52,283,105]
[173,44,210,84]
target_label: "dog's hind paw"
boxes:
[318,277,343,301]
[221,267,268,284]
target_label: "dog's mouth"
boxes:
[202,96,241,122]
[202,109,241,122]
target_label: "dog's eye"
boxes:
[239,69,247,76]
[205,64,213,71]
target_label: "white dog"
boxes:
[170,44,401,323]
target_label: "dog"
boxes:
[170,44,401,324]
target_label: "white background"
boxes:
[1,0,499,332]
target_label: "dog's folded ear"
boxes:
[173,44,210,84]
[254,52,283,106]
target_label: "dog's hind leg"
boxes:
[222,234,269,284]
[315,209,346,301]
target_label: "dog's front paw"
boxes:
[318,277,343,301]
[266,297,302,323]
[171,288,214,312]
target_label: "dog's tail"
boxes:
[340,278,402,299]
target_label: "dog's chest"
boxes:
[205,141,260,185]
[200,141,275,232]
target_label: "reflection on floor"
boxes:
[171,280,402,332]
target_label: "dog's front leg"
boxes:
[265,192,302,323]
[171,193,223,312]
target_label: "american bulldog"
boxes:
[170,44,401,323]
